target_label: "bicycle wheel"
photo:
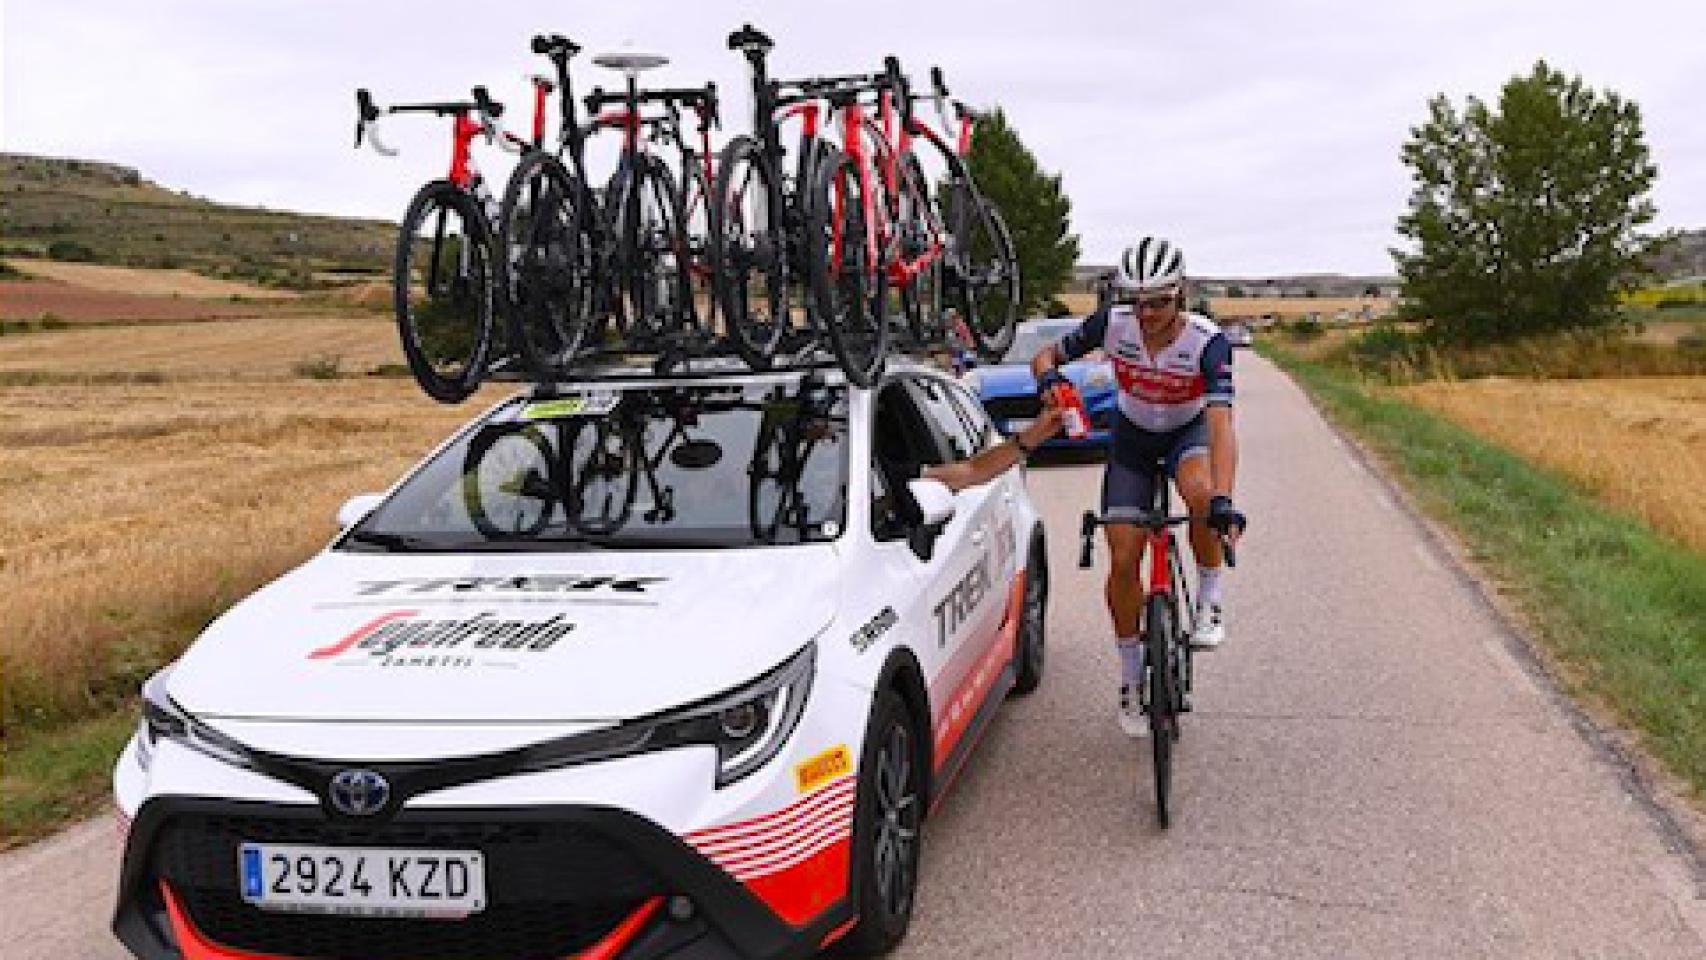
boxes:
[615,154,692,345]
[497,153,598,377]
[709,135,789,369]
[1144,591,1179,828]
[462,424,558,539]
[896,155,944,349]
[680,159,718,336]
[393,181,496,403]
[946,185,1019,361]
[805,145,888,387]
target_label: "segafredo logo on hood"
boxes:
[308,610,576,669]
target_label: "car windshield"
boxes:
[1002,321,1081,364]
[342,378,850,552]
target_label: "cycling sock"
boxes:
[1198,565,1224,607]
[1117,638,1144,689]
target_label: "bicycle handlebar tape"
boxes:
[354,89,377,147]
[931,66,950,97]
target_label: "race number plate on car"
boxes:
[239,843,487,919]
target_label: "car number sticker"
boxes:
[520,393,619,421]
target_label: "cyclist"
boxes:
[1031,237,1246,737]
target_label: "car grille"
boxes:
[153,814,663,959]
[982,394,1041,422]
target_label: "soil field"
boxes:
[0,281,272,323]
[5,260,298,300]
[1399,376,1706,553]
[0,378,490,726]
[0,315,402,379]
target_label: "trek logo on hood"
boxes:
[355,575,667,597]
[308,611,576,667]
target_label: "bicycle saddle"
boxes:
[593,51,670,75]
[727,24,773,53]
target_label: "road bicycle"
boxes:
[356,85,526,403]
[713,24,900,384]
[499,35,719,378]
[1078,467,1236,828]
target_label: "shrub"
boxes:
[292,354,343,380]
[46,240,98,263]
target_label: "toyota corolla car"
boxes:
[960,317,1115,449]
[112,359,1047,960]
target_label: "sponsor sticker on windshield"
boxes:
[520,393,619,421]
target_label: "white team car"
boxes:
[113,359,1049,960]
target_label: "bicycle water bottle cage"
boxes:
[593,51,670,79]
[727,24,772,55]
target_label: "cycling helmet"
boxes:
[1113,236,1186,292]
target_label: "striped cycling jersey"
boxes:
[1057,306,1234,433]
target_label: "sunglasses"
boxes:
[1125,294,1176,310]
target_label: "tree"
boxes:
[1394,61,1662,343]
[962,109,1080,317]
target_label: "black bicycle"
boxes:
[1079,466,1236,827]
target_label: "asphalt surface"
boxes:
[3,353,1701,958]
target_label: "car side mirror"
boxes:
[337,493,385,528]
[904,478,955,562]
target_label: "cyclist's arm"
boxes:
[1031,305,1109,381]
[1201,333,1238,502]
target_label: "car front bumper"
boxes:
[114,797,852,960]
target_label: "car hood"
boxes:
[165,546,839,724]
[973,359,1111,396]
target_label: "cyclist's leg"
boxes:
[1167,415,1227,646]
[1105,428,1159,736]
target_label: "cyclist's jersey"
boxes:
[1057,306,1234,433]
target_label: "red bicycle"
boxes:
[1077,466,1236,828]
[356,85,526,403]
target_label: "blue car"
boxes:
[960,318,1117,450]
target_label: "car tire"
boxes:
[836,688,923,956]
[1010,539,1047,696]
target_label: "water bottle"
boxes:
[1050,382,1091,440]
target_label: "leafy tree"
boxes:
[1394,61,1663,343]
[961,109,1080,317]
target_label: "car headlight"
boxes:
[518,642,815,788]
[137,667,256,772]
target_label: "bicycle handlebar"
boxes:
[1077,510,1239,569]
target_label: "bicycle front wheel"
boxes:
[615,154,692,345]
[498,153,598,377]
[805,145,888,387]
[709,136,789,369]
[947,186,1019,361]
[394,181,496,403]
[1144,591,1180,828]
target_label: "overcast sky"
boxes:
[5,0,1703,276]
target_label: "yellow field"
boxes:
[0,379,489,722]
[1399,377,1706,552]
[5,259,299,300]
[0,315,401,379]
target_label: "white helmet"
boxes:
[1114,236,1185,293]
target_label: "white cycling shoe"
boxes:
[1191,603,1226,650]
[1118,685,1148,738]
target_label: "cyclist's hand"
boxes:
[1207,495,1247,543]
[1027,406,1065,443]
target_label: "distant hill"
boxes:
[0,152,396,289]
[1649,228,1706,283]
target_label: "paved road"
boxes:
[4,354,1701,958]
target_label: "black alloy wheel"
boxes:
[1011,541,1047,696]
[838,689,922,956]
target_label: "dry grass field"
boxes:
[5,260,299,300]
[1399,376,1706,553]
[0,379,487,726]
[1053,291,1394,320]
[0,315,401,379]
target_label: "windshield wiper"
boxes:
[343,530,433,552]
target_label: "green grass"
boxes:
[0,710,136,849]
[1260,341,1706,801]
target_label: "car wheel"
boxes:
[836,688,923,956]
[1010,540,1047,696]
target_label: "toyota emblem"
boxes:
[328,769,391,817]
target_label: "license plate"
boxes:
[1006,418,1034,432]
[239,843,487,919]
